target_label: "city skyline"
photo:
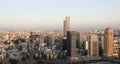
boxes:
[0,0,120,31]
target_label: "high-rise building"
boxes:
[113,34,120,57]
[88,35,99,56]
[100,35,104,51]
[29,44,34,64]
[62,37,67,51]
[51,32,55,46]
[82,41,89,56]
[63,16,70,37]
[103,27,113,57]
[99,34,104,56]
[45,33,55,47]
[83,41,89,51]
[67,31,78,61]
[45,35,52,47]
[76,32,80,49]
[62,16,70,51]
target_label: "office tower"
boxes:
[45,33,55,47]
[67,31,78,61]
[62,37,67,51]
[113,32,120,58]
[83,41,89,50]
[82,41,89,56]
[63,16,70,37]
[51,32,55,46]
[62,16,70,51]
[99,35,104,56]
[29,44,34,64]
[88,35,99,56]
[45,35,52,47]
[44,36,49,46]
[99,35,104,51]
[103,27,113,57]
[76,32,80,49]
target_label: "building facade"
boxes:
[103,27,114,57]
[63,16,70,37]
[67,31,78,61]
[88,35,99,56]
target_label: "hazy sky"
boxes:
[0,0,120,31]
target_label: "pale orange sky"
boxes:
[0,0,120,30]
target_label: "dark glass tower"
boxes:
[67,31,78,61]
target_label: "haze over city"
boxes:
[0,0,120,31]
[1,0,120,64]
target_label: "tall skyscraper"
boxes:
[62,16,70,51]
[67,31,78,61]
[103,27,113,57]
[63,16,70,37]
[88,35,99,56]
